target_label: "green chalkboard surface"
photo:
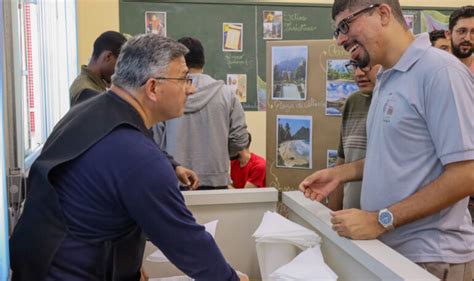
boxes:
[120,1,453,111]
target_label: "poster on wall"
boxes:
[420,10,449,32]
[145,11,166,36]
[271,45,308,100]
[403,14,415,32]
[223,23,243,52]
[327,150,338,168]
[263,11,283,40]
[325,59,358,116]
[276,115,312,169]
[227,74,247,102]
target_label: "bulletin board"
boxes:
[266,40,351,191]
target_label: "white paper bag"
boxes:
[256,242,300,281]
[270,245,338,281]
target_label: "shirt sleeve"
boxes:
[228,92,249,157]
[118,154,238,281]
[248,160,266,187]
[425,65,474,165]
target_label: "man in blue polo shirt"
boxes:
[299,1,474,279]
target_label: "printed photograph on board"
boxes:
[276,115,312,169]
[263,11,283,40]
[145,11,166,36]
[403,14,415,32]
[272,45,308,100]
[325,59,358,116]
[327,150,338,168]
[227,74,247,103]
[223,23,243,52]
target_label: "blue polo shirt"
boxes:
[47,126,238,281]
[361,33,474,263]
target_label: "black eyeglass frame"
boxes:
[141,75,193,86]
[345,60,372,73]
[333,4,380,38]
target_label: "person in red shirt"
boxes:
[230,133,266,188]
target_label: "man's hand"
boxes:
[175,166,199,190]
[299,168,343,202]
[236,270,249,281]
[140,267,148,281]
[330,209,387,240]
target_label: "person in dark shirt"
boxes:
[69,31,127,105]
[10,34,248,281]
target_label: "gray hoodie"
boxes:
[154,73,248,187]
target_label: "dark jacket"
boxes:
[10,92,152,281]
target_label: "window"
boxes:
[13,0,78,169]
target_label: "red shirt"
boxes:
[230,153,266,188]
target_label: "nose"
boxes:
[336,32,348,47]
[464,29,474,41]
[354,67,365,77]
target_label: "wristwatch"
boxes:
[378,208,395,231]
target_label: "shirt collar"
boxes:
[80,65,107,88]
[390,33,431,73]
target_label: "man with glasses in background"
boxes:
[10,34,248,281]
[328,61,380,211]
[300,1,473,279]
[446,5,473,73]
[154,37,248,190]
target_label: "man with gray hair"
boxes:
[299,0,474,279]
[10,34,248,281]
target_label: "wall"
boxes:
[76,0,471,159]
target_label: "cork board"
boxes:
[266,40,351,191]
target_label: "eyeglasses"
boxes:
[454,27,474,37]
[333,4,380,38]
[345,60,372,73]
[141,75,193,86]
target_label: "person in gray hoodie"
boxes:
[154,37,248,190]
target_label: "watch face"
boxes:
[380,211,392,225]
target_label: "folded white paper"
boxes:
[256,242,301,280]
[270,245,338,281]
[253,211,321,249]
[146,220,218,263]
[253,212,323,281]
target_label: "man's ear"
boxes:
[445,30,451,40]
[143,79,159,102]
[377,4,392,26]
[100,50,114,62]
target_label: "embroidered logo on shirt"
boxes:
[383,93,396,123]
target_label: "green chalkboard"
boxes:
[119,1,454,111]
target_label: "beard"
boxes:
[451,41,473,59]
[356,49,371,68]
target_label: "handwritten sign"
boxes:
[224,53,250,69]
[284,13,318,33]
[271,97,326,112]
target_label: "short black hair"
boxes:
[449,6,474,31]
[91,31,127,60]
[429,30,447,45]
[177,37,205,68]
